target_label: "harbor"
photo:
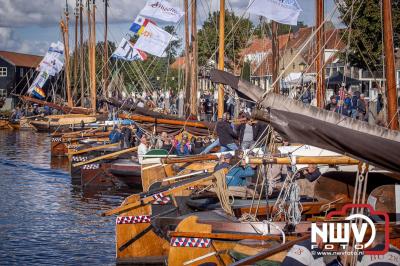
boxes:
[0,0,400,265]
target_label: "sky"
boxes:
[0,0,342,56]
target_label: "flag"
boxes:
[112,38,147,61]
[133,23,175,57]
[247,0,302,26]
[129,15,154,35]
[139,0,184,23]
[28,71,49,99]
[37,42,65,76]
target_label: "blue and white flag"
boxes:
[133,23,176,57]
[140,0,184,23]
[112,38,147,61]
[247,0,302,26]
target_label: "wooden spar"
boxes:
[184,0,191,116]
[103,0,109,97]
[162,154,219,164]
[249,156,359,165]
[19,95,92,114]
[217,0,225,118]
[73,0,79,102]
[383,0,399,130]
[230,234,310,266]
[162,154,359,165]
[316,0,325,108]
[90,0,97,112]
[271,21,279,93]
[169,231,293,242]
[72,146,138,167]
[62,1,73,107]
[66,142,119,157]
[87,0,92,109]
[118,113,209,128]
[102,172,220,216]
[190,0,198,116]
[79,0,85,106]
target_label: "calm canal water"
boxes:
[0,130,133,265]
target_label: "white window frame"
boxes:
[0,89,6,97]
[0,67,7,77]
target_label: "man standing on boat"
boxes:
[137,136,149,164]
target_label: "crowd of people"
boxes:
[9,104,56,121]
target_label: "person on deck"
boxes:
[176,138,190,156]
[109,126,122,144]
[137,136,149,164]
[357,93,368,121]
[121,126,132,148]
[214,153,255,187]
[237,115,255,150]
[216,112,238,152]
[325,96,338,112]
[295,164,321,182]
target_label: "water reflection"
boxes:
[0,130,134,265]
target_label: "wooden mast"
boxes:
[62,1,73,107]
[103,0,109,97]
[217,0,225,118]
[87,0,92,110]
[79,0,85,106]
[316,0,325,108]
[271,21,279,93]
[91,0,97,112]
[184,0,191,117]
[189,0,198,116]
[73,0,79,102]
[383,0,399,130]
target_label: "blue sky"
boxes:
[0,0,341,56]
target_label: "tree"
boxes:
[254,20,307,37]
[197,10,254,69]
[338,0,400,71]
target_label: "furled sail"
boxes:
[210,69,400,174]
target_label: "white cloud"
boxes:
[0,27,49,55]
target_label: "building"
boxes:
[0,51,43,110]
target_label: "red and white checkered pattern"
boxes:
[82,164,100,170]
[152,192,165,200]
[152,196,171,205]
[116,215,151,224]
[72,156,88,162]
[170,237,211,248]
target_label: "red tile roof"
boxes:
[0,51,43,68]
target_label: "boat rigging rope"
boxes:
[213,170,234,216]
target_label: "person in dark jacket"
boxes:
[236,115,254,149]
[216,112,238,152]
[121,126,132,148]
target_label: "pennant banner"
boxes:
[247,0,302,26]
[37,42,65,76]
[28,71,49,99]
[133,23,175,57]
[112,38,147,61]
[139,0,184,23]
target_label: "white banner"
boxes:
[133,23,175,57]
[247,0,302,26]
[37,41,65,76]
[112,38,146,61]
[140,0,184,23]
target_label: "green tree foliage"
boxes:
[197,10,254,69]
[338,0,400,71]
[254,20,307,38]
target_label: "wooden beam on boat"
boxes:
[169,231,296,242]
[230,234,310,266]
[72,146,137,167]
[119,113,209,129]
[249,156,359,165]
[19,95,92,114]
[102,172,223,216]
[162,154,219,164]
[67,142,119,157]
